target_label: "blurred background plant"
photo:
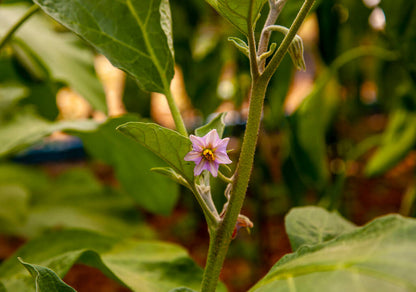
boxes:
[0,0,415,291]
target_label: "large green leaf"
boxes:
[204,0,267,35]
[33,0,174,94]
[0,110,98,157]
[285,206,356,251]
[117,122,195,185]
[75,115,179,215]
[0,165,152,238]
[18,258,76,292]
[251,210,416,291]
[0,4,106,112]
[0,229,226,292]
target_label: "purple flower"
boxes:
[184,129,232,177]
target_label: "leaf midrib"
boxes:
[126,0,171,93]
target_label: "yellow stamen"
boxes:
[202,149,215,161]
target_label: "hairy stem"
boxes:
[200,1,315,291]
[200,77,268,292]
[0,5,40,51]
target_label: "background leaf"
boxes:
[0,229,226,292]
[285,206,356,251]
[251,212,416,291]
[0,4,106,112]
[0,110,98,157]
[18,258,76,292]
[33,0,174,94]
[75,115,179,215]
[365,106,416,177]
[0,165,152,238]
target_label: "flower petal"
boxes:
[214,151,232,164]
[207,161,219,177]
[184,151,202,164]
[194,159,209,176]
[214,137,230,151]
[189,135,205,151]
[205,129,220,148]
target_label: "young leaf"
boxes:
[204,0,267,35]
[117,122,195,185]
[32,0,174,94]
[285,206,356,251]
[74,115,178,215]
[0,4,106,113]
[195,112,227,138]
[0,230,226,292]
[251,212,416,291]
[228,37,249,58]
[18,258,76,292]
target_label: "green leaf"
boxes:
[0,110,98,157]
[117,122,195,185]
[365,107,416,177]
[0,83,28,112]
[288,72,339,190]
[0,229,226,292]
[251,212,416,291]
[0,184,29,233]
[18,258,76,292]
[0,4,106,112]
[0,165,152,238]
[285,206,356,251]
[195,112,227,138]
[204,0,267,35]
[33,0,174,94]
[75,115,178,215]
[380,1,416,77]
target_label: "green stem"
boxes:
[262,0,315,82]
[0,5,40,51]
[201,78,268,292]
[200,1,315,291]
[164,89,188,136]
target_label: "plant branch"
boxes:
[247,0,260,79]
[258,0,288,72]
[262,0,315,81]
[164,89,188,136]
[200,1,315,290]
[0,5,40,51]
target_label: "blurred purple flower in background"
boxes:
[184,129,232,177]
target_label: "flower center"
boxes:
[202,148,215,161]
